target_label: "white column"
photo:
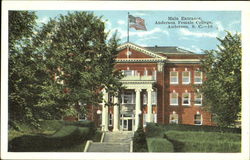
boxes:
[147,88,153,123]
[102,90,109,132]
[113,96,119,131]
[135,88,141,131]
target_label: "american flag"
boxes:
[129,15,147,31]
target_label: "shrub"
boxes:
[147,138,174,152]
[145,123,165,138]
[8,126,90,152]
[133,125,148,152]
[162,124,241,133]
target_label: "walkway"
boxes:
[84,131,134,152]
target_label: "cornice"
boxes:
[117,42,167,60]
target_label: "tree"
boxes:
[200,32,241,127]
[33,11,123,119]
[8,11,46,127]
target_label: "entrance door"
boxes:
[120,114,134,131]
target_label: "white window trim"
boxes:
[152,91,157,105]
[122,92,135,104]
[194,114,203,125]
[194,71,203,84]
[182,93,191,106]
[170,92,178,106]
[169,113,179,124]
[182,71,190,84]
[170,71,178,84]
[194,93,203,106]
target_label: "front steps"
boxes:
[84,131,134,152]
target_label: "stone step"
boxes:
[87,142,130,152]
[103,132,134,143]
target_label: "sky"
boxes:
[35,10,241,54]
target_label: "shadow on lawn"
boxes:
[164,135,185,152]
[9,126,91,152]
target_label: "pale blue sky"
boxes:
[35,10,241,54]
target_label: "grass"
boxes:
[8,120,99,152]
[165,130,241,152]
[147,138,174,152]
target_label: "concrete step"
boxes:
[103,131,134,143]
[87,142,130,152]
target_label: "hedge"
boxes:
[147,138,174,152]
[162,124,241,133]
[8,121,95,152]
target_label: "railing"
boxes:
[121,75,156,81]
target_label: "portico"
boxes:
[101,77,156,132]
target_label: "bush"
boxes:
[8,126,90,152]
[162,124,241,133]
[145,123,165,138]
[165,130,241,152]
[147,138,174,152]
[39,120,63,131]
[133,125,148,152]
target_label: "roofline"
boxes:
[117,42,167,60]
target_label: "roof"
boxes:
[144,46,196,55]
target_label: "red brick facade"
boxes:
[84,43,213,129]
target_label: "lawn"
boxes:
[147,138,174,152]
[8,120,101,152]
[145,123,241,153]
[165,130,241,152]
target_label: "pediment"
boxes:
[116,43,167,62]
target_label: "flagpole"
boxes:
[127,12,129,43]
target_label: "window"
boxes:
[182,71,190,84]
[194,114,202,125]
[143,93,147,105]
[182,93,190,106]
[170,71,178,84]
[124,70,133,76]
[152,91,157,105]
[194,93,202,106]
[170,92,178,105]
[109,113,113,126]
[143,91,157,105]
[194,71,202,84]
[169,112,178,124]
[122,92,135,104]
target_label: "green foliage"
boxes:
[33,11,123,119]
[8,11,123,127]
[8,122,94,152]
[165,130,241,152]
[133,125,148,152]
[200,32,241,127]
[147,138,174,152]
[162,124,241,133]
[145,123,166,137]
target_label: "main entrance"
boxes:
[120,114,134,131]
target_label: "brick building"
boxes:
[87,42,213,132]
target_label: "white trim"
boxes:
[194,71,203,84]
[182,71,190,84]
[194,93,203,106]
[170,92,178,106]
[117,42,167,59]
[170,71,178,84]
[194,114,203,125]
[182,92,191,106]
